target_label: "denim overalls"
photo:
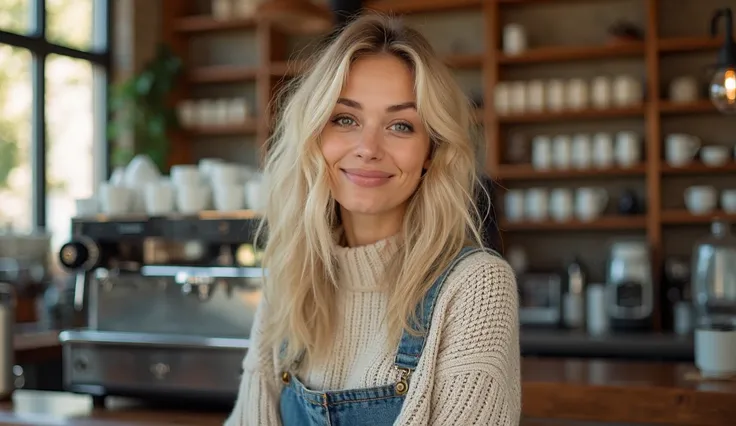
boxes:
[278,246,499,426]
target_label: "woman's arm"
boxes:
[396,253,521,425]
[224,296,283,426]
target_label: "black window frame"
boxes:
[0,0,112,230]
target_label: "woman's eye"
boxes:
[390,122,413,133]
[333,116,356,127]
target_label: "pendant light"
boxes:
[709,7,736,114]
[256,0,334,34]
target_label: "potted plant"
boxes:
[107,43,183,172]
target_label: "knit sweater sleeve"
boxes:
[224,296,282,426]
[396,253,521,425]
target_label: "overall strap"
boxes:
[393,246,501,371]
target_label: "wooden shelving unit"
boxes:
[497,164,646,180]
[501,215,647,231]
[160,0,732,331]
[661,210,736,225]
[498,41,645,64]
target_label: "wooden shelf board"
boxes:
[498,42,644,65]
[498,105,645,124]
[365,0,481,14]
[661,210,736,225]
[444,53,483,69]
[495,164,646,180]
[658,36,724,53]
[661,162,736,175]
[500,215,647,231]
[659,100,716,114]
[189,65,259,83]
[174,15,256,33]
[187,121,258,136]
[270,60,307,77]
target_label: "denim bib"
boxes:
[278,246,499,426]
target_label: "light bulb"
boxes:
[710,67,736,114]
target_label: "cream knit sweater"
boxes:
[225,235,521,425]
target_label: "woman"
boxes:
[226,14,520,426]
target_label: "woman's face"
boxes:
[320,54,431,218]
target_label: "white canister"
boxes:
[614,131,641,168]
[592,133,614,168]
[524,188,548,222]
[504,190,525,223]
[526,80,545,112]
[552,135,572,169]
[531,135,553,170]
[545,79,566,112]
[502,23,527,55]
[590,76,612,109]
[509,81,527,114]
[586,284,609,336]
[494,82,511,115]
[549,188,573,222]
[565,78,589,110]
[571,134,592,169]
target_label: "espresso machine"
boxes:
[57,212,264,405]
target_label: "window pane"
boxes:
[46,0,93,51]
[46,54,94,253]
[0,0,31,35]
[0,44,32,233]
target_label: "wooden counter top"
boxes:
[0,358,732,425]
[523,357,736,426]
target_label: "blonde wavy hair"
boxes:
[257,13,486,370]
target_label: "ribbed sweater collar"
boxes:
[333,234,401,292]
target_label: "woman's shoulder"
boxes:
[440,248,517,305]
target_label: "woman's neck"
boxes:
[340,206,404,247]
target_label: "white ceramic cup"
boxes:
[614,131,641,168]
[721,189,736,213]
[244,179,265,211]
[526,80,545,112]
[684,185,717,214]
[504,190,525,222]
[549,188,574,222]
[75,198,98,217]
[590,76,612,109]
[700,146,729,167]
[509,81,527,113]
[502,23,527,55]
[144,181,175,216]
[494,82,511,115]
[211,163,242,186]
[545,79,566,112]
[99,183,133,215]
[171,165,203,186]
[571,134,592,169]
[532,135,553,170]
[176,183,210,215]
[525,188,549,222]
[592,133,614,168]
[214,184,245,212]
[575,187,608,221]
[565,78,589,110]
[695,328,736,379]
[552,135,572,169]
[669,76,699,103]
[666,134,701,166]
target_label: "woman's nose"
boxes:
[355,126,383,160]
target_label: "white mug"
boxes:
[552,135,572,170]
[549,188,574,222]
[525,188,548,222]
[144,181,175,216]
[504,190,525,222]
[666,134,701,167]
[532,135,553,170]
[684,185,717,215]
[571,134,592,169]
[614,131,641,168]
[494,82,511,115]
[669,76,699,103]
[214,184,245,211]
[722,189,736,213]
[99,183,133,215]
[700,145,729,167]
[590,76,612,109]
[592,133,614,168]
[565,78,589,110]
[695,328,736,379]
[575,187,608,221]
[545,80,566,112]
[526,80,545,112]
[612,75,642,107]
[509,81,527,113]
[502,24,527,55]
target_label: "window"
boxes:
[0,0,110,255]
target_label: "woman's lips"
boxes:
[341,168,394,188]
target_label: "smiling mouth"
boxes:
[341,168,394,188]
